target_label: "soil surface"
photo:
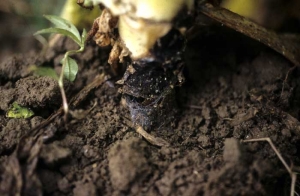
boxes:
[1,15,300,196]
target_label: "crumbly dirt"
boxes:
[1,22,300,196]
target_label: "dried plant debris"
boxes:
[196,2,300,66]
[88,9,118,47]
[88,8,129,74]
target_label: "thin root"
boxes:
[292,173,298,196]
[280,65,297,100]
[242,137,291,174]
[135,125,170,147]
[241,137,298,196]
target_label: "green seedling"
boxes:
[6,102,34,119]
[33,15,87,115]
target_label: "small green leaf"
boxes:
[29,65,59,80]
[63,56,78,82]
[81,28,88,45]
[34,27,81,45]
[6,102,34,119]
[44,15,81,44]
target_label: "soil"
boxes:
[1,13,300,196]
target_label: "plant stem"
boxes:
[59,46,85,115]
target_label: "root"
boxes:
[242,137,298,196]
[135,125,170,147]
[280,65,297,100]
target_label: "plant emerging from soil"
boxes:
[32,15,87,115]
[77,0,193,145]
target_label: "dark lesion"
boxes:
[117,29,186,131]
